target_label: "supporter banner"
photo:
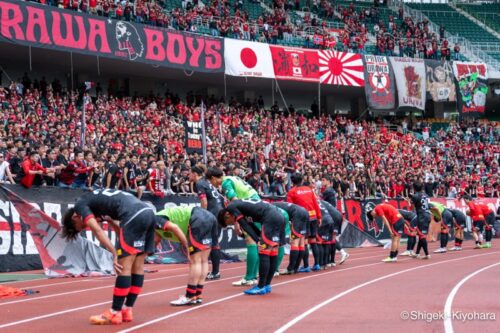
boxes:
[0,185,246,274]
[453,62,489,116]
[390,57,426,110]
[184,119,203,155]
[363,55,396,110]
[0,185,114,276]
[270,46,319,82]
[0,0,223,72]
[319,51,365,86]
[224,39,275,78]
[425,60,456,102]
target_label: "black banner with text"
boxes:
[0,0,224,73]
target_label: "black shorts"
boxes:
[188,207,219,254]
[260,211,286,248]
[307,219,319,238]
[485,212,495,226]
[441,210,453,229]
[117,208,156,259]
[290,216,308,239]
[404,221,416,236]
[472,220,485,233]
[211,223,223,250]
[453,215,466,229]
[408,216,418,229]
[318,224,334,243]
[389,218,404,237]
[417,212,431,234]
[279,221,288,246]
[332,216,343,235]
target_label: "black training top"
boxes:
[322,187,338,207]
[319,201,334,227]
[226,199,280,224]
[450,209,466,222]
[272,202,309,224]
[411,192,429,213]
[74,189,149,222]
[320,200,343,230]
[399,209,417,223]
[196,178,225,216]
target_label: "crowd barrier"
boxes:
[0,185,497,273]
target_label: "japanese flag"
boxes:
[224,39,275,79]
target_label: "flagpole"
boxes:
[201,101,207,164]
[318,81,321,118]
[81,94,87,148]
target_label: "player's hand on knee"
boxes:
[113,256,123,274]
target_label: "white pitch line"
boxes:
[0,249,391,329]
[273,252,499,333]
[117,258,415,332]
[0,248,388,306]
[0,264,245,306]
[443,262,500,333]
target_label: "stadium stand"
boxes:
[0,1,494,200]
[0,75,498,199]
[23,0,470,59]
[458,3,500,34]
[407,3,498,44]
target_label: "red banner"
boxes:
[270,46,319,82]
[0,0,224,73]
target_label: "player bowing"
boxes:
[320,200,349,267]
[366,203,405,263]
[272,202,309,275]
[449,209,467,251]
[398,209,418,257]
[218,200,286,295]
[429,202,454,253]
[62,189,160,325]
[155,206,219,306]
[191,165,225,280]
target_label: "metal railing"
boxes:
[395,2,500,70]
[471,42,500,52]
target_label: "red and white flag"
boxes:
[84,81,96,91]
[318,51,364,86]
[224,39,275,78]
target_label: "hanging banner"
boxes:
[0,0,224,72]
[363,55,396,110]
[453,62,489,116]
[425,60,456,102]
[269,46,319,82]
[184,119,203,155]
[224,39,275,78]
[0,185,246,274]
[319,50,365,86]
[390,57,426,110]
[0,186,114,277]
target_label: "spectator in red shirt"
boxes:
[59,151,92,189]
[393,179,405,197]
[20,151,54,188]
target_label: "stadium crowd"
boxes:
[25,0,461,58]
[0,75,499,200]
